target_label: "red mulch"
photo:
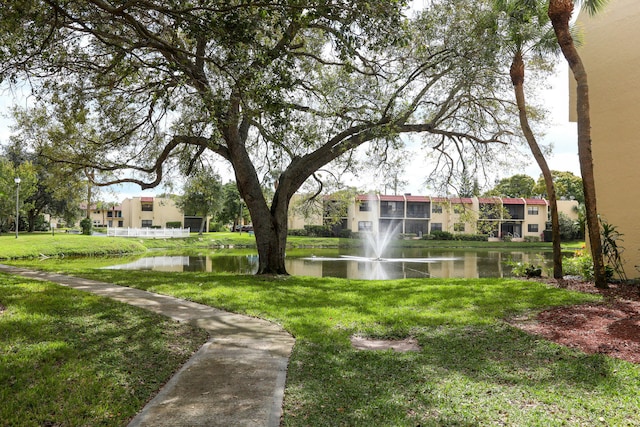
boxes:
[511,278,640,364]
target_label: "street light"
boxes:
[14,177,21,239]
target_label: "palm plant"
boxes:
[493,0,564,278]
[547,0,610,288]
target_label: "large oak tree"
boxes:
[1,0,517,274]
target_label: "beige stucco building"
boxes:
[290,193,578,242]
[570,0,640,277]
[85,197,197,230]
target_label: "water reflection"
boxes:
[103,248,555,280]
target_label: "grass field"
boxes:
[4,253,639,426]
[0,232,582,259]
[0,273,208,426]
[5,234,632,426]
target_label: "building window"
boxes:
[358,221,373,231]
[528,206,539,215]
[141,220,153,228]
[453,204,465,214]
[407,202,429,218]
[454,223,465,232]
[431,223,442,232]
[118,220,124,227]
[107,211,113,218]
[108,220,113,227]
[141,202,153,212]
[432,204,443,214]
[380,201,404,217]
[359,201,371,212]
[528,224,539,233]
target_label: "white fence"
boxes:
[106,227,190,238]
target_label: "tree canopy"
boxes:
[533,170,584,203]
[176,168,223,234]
[1,0,525,273]
[485,174,536,198]
[0,157,37,233]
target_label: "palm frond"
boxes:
[577,0,610,16]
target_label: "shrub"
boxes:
[430,230,454,240]
[426,232,487,241]
[562,249,614,280]
[288,229,308,236]
[80,218,93,235]
[166,221,182,229]
[510,262,543,277]
[208,222,226,232]
[339,229,353,238]
[304,225,334,237]
[524,236,540,242]
[455,233,489,241]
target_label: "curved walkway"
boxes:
[0,264,296,427]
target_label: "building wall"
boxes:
[288,195,323,230]
[287,194,574,240]
[120,197,184,228]
[571,0,640,277]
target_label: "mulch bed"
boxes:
[511,278,640,364]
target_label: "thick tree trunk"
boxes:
[223,100,290,275]
[548,0,607,288]
[511,51,563,279]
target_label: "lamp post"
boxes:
[14,177,21,239]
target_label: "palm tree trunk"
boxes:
[548,0,607,288]
[510,51,563,279]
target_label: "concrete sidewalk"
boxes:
[0,264,295,427]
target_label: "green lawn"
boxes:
[0,234,147,259]
[0,273,208,426]
[4,255,638,426]
[0,232,582,260]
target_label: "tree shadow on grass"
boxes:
[284,324,638,426]
[0,275,207,426]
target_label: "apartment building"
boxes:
[570,0,640,277]
[292,193,578,241]
[84,196,198,230]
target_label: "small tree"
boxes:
[476,201,512,237]
[80,217,92,235]
[0,158,38,234]
[177,169,223,235]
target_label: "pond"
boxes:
[103,247,559,280]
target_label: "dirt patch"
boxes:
[510,278,640,364]
[350,336,421,352]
